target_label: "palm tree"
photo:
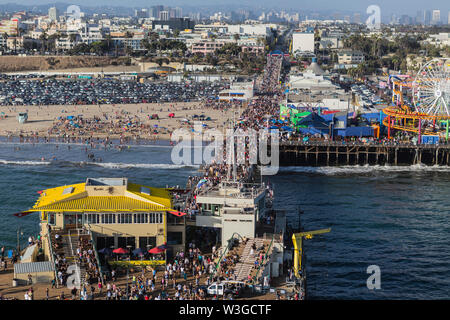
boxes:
[2,33,8,51]
[39,31,48,54]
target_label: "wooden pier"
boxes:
[278,142,450,166]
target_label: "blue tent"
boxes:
[281,126,293,131]
[296,113,329,130]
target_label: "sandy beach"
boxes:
[0,102,239,141]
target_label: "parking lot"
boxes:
[0,77,226,106]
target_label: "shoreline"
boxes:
[0,101,240,142]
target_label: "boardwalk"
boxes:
[278,142,450,166]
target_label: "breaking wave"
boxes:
[278,164,450,175]
[0,159,198,169]
[0,159,51,166]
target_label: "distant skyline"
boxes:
[0,0,449,18]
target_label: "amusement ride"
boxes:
[382,58,450,142]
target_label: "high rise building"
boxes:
[150,5,164,19]
[353,13,361,24]
[399,15,412,25]
[48,7,58,22]
[431,10,441,25]
[174,7,182,18]
[415,11,423,25]
[448,11,450,25]
[159,10,169,21]
[423,10,431,25]
[135,8,149,18]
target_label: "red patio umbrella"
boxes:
[113,247,129,254]
[148,247,165,254]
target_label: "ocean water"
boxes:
[1,141,450,299]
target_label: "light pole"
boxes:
[17,227,23,253]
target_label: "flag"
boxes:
[13,211,33,218]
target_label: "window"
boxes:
[118,237,135,251]
[134,213,149,224]
[101,214,116,224]
[118,213,133,224]
[86,213,99,224]
[48,213,55,225]
[167,232,183,245]
[96,236,114,250]
[139,236,156,249]
[149,212,162,224]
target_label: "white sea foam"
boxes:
[0,158,198,169]
[91,162,199,169]
[278,164,450,175]
[0,159,51,166]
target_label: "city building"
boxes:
[423,10,432,25]
[292,31,315,54]
[431,10,441,25]
[22,177,187,258]
[218,81,254,101]
[0,19,19,36]
[423,32,450,48]
[135,9,149,19]
[227,24,273,37]
[159,11,169,21]
[150,5,164,19]
[152,18,194,31]
[194,181,267,247]
[48,7,58,22]
[337,50,365,65]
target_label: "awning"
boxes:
[168,210,187,217]
[14,261,54,274]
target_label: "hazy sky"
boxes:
[1,0,449,16]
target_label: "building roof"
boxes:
[306,62,324,75]
[14,261,55,274]
[28,178,172,212]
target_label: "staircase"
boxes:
[51,230,93,288]
[234,238,265,282]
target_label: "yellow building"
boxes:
[24,178,186,260]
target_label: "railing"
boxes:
[198,182,266,199]
[251,235,275,287]
[210,232,244,281]
[68,229,82,286]
[280,140,450,148]
[47,225,59,288]
[87,225,106,285]
[92,224,136,238]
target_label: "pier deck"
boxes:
[279,142,450,166]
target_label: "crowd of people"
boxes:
[81,243,220,300]
[77,235,101,285]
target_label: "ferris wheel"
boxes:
[412,58,450,116]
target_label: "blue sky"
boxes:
[0,0,449,16]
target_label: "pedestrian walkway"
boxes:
[234,238,265,282]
